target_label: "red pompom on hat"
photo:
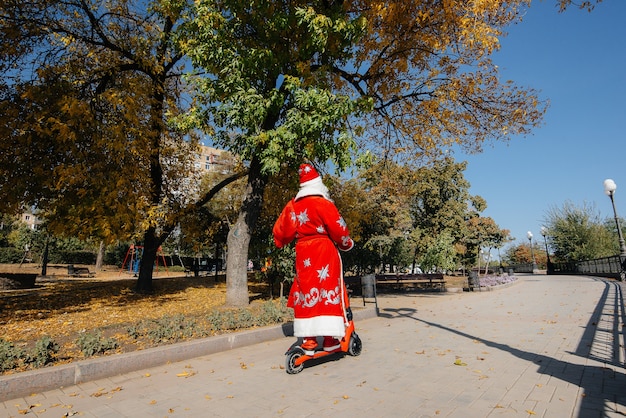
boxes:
[298,163,320,186]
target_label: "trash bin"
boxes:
[67,264,75,275]
[361,274,376,298]
[468,270,479,291]
[508,268,514,276]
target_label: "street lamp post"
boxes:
[603,179,626,256]
[527,231,537,273]
[541,226,552,274]
[603,179,626,281]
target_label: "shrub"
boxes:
[204,299,292,331]
[235,309,255,329]
[127,314,202,344]
[75,331,119,357]
[49,250,96,265]
[258,299,291,325]
[0,247,27,263]
[26,336,59,368]
[0,339,23,372]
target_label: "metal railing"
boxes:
[518,255,626,281]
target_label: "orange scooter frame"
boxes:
[284,307,362,374]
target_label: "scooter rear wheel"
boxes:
[348,332,362,356]
[285,347,305,374]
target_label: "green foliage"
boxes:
[0,214,18,247]
[205,300,292,331]
[105,244,132,267]
[0,339,22,372]
[7,224,41,255]
[419,232,457,273]
[0,221,111,264]
[26,336,59,368]
[75,331,119,357]
[48,251,97,265]
[543,201,618,262]
[258,244,296,287]
[0,247,25,263]
[0,336,59,371]
[127,314,202,344]
[326,158,505,273]
[410,158,474,243]
[183,1,369,174]
[259,298,292,325]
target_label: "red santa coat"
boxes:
[273,195,354,338]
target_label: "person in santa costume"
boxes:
[273,163,354,354]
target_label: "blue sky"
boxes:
[459,0,626,250]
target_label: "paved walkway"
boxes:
[2,274,625,417]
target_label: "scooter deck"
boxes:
[293,346,343,365]
[287,320,357,366]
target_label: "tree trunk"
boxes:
[225,156,268,307]
[95,240,105,271]
[41,237,49,276]
[135,227,159,293]
[225,216,251,306]
[134,75,166,294]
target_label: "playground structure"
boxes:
[120,245,168,274]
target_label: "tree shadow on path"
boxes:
[379,278,626,417]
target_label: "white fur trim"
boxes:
[300,175,321,188]
[295,177,330,200]
[293,315,346,338]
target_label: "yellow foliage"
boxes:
[347,0,543,159]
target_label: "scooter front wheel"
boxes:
[348,332,362,356]
[285,347,305,374]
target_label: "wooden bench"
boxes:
[185,263,216,277]
[375,273,446,292]
[343,276,361,295]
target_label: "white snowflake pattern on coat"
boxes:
[297,209,309,225]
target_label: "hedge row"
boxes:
[0,248,123,266]
[0,248,24,264]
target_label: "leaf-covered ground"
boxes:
[0,264,470,375]
[0,264,278,374]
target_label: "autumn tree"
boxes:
[182,0,546,305]
[174,151,245,260]
[465,216,511,272]
[323,172,382,274]
[350,160,414,272]
[0,0,249,292]
[504,242,545,267]
[410,157,479,265]
[315,158,505,275]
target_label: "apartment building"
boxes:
[195,144,228,174]
[18,210,42,230]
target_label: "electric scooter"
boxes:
[284,306,362,374]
